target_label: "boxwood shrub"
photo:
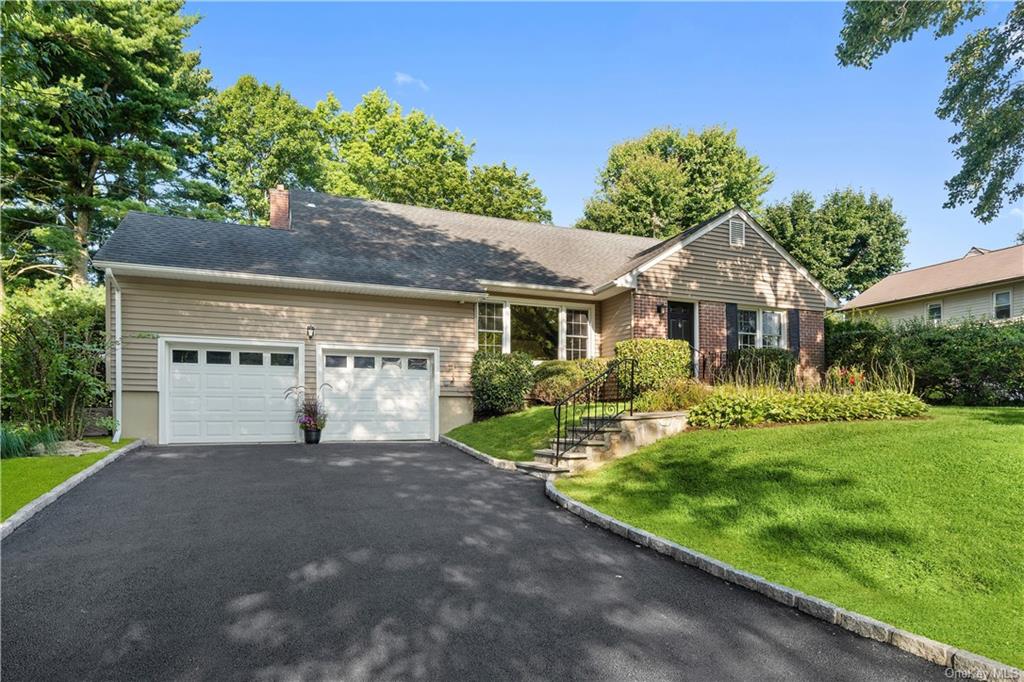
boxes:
[470,351,536,416]
[615,338,692,398]
[531,358,610,404]
[688,387,927,429]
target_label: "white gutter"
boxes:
[93,261,487,303]
[105,268,123,443]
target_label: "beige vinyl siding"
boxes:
[859,280,1024,324]
[599,291,632,356]
[116,276,476,396]
[637,219,827,311]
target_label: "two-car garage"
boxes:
[160,337,437,445]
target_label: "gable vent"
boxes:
[728,218,746,247]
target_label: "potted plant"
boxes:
[285,384,332,444]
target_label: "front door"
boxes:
[668,302,695,348]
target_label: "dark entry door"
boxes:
[668,301,695,348]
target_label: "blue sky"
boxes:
[184,1,1021,269]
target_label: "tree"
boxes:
[0,0,211,289]
[837,1,1023,224]
[762,189,908,300]
[455,163,552,223]
[576,127,774,239]
[207,76,324,223]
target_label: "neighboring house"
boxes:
[842,244,1024,326]
[94,187,838,445]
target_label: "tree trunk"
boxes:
[70,207,91,287]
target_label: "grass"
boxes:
[557,407,1024,668]
[446,406,555,461]
[1,437,136,521]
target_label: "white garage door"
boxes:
[166,344,300,443]
[321,351,434,441]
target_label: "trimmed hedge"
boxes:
[531,358,610,404]
[615,338,692,398]
[827,316,1024,405]
[470,351,535,416]
[688,387,927,429]
[634,378,712,413]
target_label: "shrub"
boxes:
[634,378,712,412]
[724,347,797,388]
[826,316,1024,405]
[0,280,108,438]
[531,358,612,404]
[688,386,927,429]
[615,338,692,398]
[471,351,535,416]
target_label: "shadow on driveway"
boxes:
[1,442,944,681]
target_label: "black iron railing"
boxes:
[553,358,635,463]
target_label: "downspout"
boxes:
[106,269,123,443]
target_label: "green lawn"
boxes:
[1,437,136,521]
[446,406,555,461]
[557,407,1024,668]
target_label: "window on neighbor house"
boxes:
[994,291,1011,320]
[928,302,942,324]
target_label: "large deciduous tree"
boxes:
[0,0,211,289]
[837,1,1023,224]
[762,189,908,300]
[576,127,774,239]
[455,163,552,223]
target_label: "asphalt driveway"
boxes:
[2,442,944,681]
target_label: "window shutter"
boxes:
[787,309,801,359]
[725,303,739,354]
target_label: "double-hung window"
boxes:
[927,302,942,324]
[737,308,786,349]
[477,301,592,360]
[994,291,1011,320]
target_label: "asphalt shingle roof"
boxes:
[94,189,664,293]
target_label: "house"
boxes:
[93,187,838,445]
[842,244,1024,325]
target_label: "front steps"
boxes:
[515,411,689,480]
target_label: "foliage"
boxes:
[827,316,1024,405]
[837,1,1022,223]
[634,378,712,413]
[0,0,212,288]
[0,280,108,438]
[531,358,611,404]
[445,405,554,462]
[557,407,1024,667]
[455,163,552,223]
[576,126,774,239]
[761,189,908,299]
[470,351,536,416]
[0,424,61,459]
[95,416,120,435]
[208,76,324,223]
[688,387,926,429]
[285,384,331,430]
[723,347,798,389]
[615,338,692,398]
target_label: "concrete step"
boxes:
[550,437,607,448]
[515,461,571,480]
[532,448,589,461]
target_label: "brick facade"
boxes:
[697,301,727,357]
[633,293,667,339]
[798,309,825,385]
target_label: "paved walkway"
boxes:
[1,442,944,680]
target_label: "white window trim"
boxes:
[927,300,943,325]
[316,342,441,442]
[737,307,788,349]
[993,290,1012,319]
[475,297,596,361]
[157,335,306,445]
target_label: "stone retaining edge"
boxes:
[545,480,1021,682]
[439,436,520,472]
[1,439,146,541]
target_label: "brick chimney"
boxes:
[268,185,290,229]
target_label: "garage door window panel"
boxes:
[206,351,231,365]
[354,356,375,369]
[173,349,198,364]
[270,352,294,367]
[325,355,347,368]
[239,352,263,366]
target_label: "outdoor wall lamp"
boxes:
[306,325,316,340]
[656,304,665,315]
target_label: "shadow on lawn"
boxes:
[590,446,916,589]
[961,406,1024,427]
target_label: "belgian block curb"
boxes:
[545,481,1022,682]
[439,436,520,472]
[1,439,146,541]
